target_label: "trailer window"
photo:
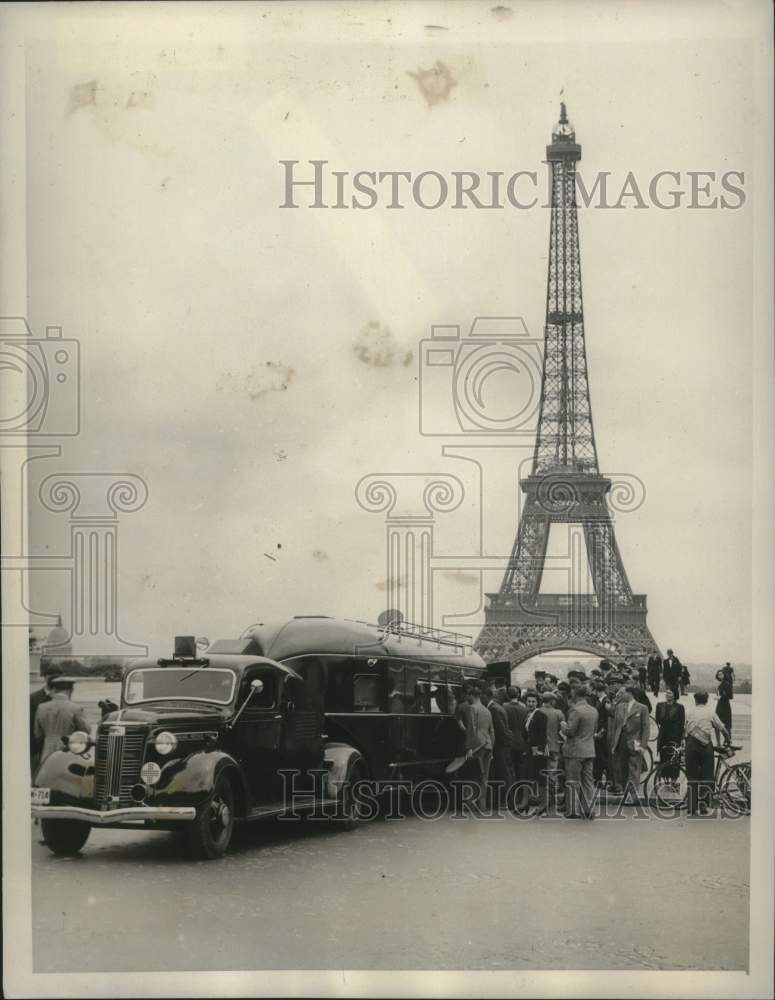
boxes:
[405,664,431,713]
[430,683,457,715]
[354,674,382,712]
[324,659,355,713]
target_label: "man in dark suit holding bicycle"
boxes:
[655,688,685,779]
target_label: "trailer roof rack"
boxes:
[373,617,473,652]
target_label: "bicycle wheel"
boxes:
[644,763,688,808]
[720,762,751,815]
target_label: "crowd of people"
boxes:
[452,653,737,818]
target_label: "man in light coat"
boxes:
[465,684,495,810]
[561,685,599,819]
[30,665,63,773]
[33,677,88,772]
[611,685,651,802]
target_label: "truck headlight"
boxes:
[154,731,178,755]
[67,731,90,755]
[140,762,162,785]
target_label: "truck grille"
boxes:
[94,724,148,807]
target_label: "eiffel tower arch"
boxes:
[475,105,660,668]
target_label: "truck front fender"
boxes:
[153,751,250,817]
[35,749,95,807]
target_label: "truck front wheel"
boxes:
[186,774,235,859]
[40,818,91,856]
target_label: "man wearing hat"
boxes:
[561,684,599,818]
[605,674,628,793]
[33,676,88,773]
[30,665,63,773]
[611,685,650,801]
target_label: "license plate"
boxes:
[31,787,50,806]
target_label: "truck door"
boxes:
[231,666,285,805]
[279,666,327,798]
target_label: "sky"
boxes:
[12,3,758,663]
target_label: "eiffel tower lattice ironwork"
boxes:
[475,104,660,667]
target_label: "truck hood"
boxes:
[104,704,230,726]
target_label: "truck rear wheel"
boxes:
[41,819,91,856]
[186,774,235,859]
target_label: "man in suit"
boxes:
[524,689,548,789]
[552,682,570,717]
[465,683,494,810]
[605,674,627,792]
[646,652,662,697]
[663,649,683,700]
[485,682,515,806]
[611,685,651,802]
[590,680,612,785]
[30,665,63,774]
[504,686,529,780]
[561,685,599,819]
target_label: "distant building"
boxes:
[29,616,71,682]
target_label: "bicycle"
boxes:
[643,743,751,814]
[715,748,751,815]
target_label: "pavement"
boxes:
[31,806,749,973]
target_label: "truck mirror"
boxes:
[228,677,266,729]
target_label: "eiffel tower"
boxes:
[475,104,660,667]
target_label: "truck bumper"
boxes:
[32,805,196,824]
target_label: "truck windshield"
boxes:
[125,668,236,705]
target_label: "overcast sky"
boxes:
[18,3,757,663]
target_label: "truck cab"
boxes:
[31,636,363,859]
